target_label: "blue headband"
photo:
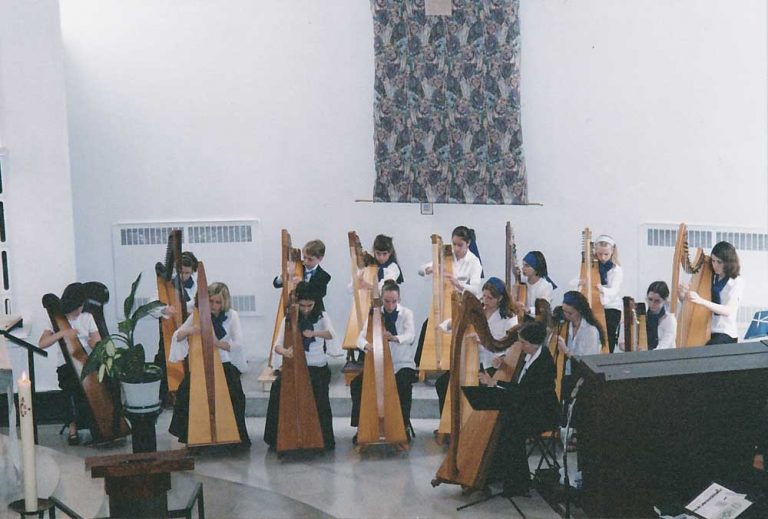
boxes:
[523,252,539,270]
[485,276,506,295]
[563,291,581,307]
[522,252,558,290]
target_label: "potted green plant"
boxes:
[81,273,166,413]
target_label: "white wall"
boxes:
[0,0,78,389]
[59,0,768,363]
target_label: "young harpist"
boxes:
[681,241,743,344]
[349,280,417,440]
[514,250,557,317]
[418,225,484,296]
[168,282,251,447]
[263,282,338,450]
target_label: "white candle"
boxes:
[18,371,37,512]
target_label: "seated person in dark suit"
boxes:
[479,320,559,496]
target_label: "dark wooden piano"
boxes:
[575,341,768,518]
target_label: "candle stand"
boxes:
[8,498,56,518]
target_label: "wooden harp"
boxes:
[186,262,240,447]
[506,222,527,321]
[436,291,478,438]
[156,229,187,393]
[548,308,568,402]
[622,297,648,353]
[258,229,295,389]
[42,294,130,443]
[432,291,526,491]
[671,223,712,347]
[419,235,454,381]
[276,234,324,453]
[356,272,408,448]
[340,232,377,384]
[579,228,609,352]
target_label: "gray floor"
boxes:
[0,414,583,519]
[0,360,584,518]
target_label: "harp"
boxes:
[622,297,648,352]
[548,308,568,402]
[186,262,240,447]
[356,273,408,448]
[579,228,609,353]
[155,229,187,393]
[436,293,478,439]
[276,233,324,453]
[341,231,377,384]
[506,222,526,321]
[671,223,712,347]
[42,293,130,443]
[431,291,526,491]
[258,229,296,390]
[419,235,454,381]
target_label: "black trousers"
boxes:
[57,363,92,429]
[707,333,737,345]
[263,365,335,449]
[169,361,250,444]
[350,367,418,430]
[605,308,621,353]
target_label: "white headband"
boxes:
[596,235,616,247]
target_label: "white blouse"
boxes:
[598,264,623,311]
[348,262,403,293]
[356,304,416,373]
[710,276,745,339]
[53,312,99,367]
[170,309,247,374]
[478,310,518,368]
[419,250,484,296]
[525,277,554,313]
[272,312,338,369]
[565,320,601,375]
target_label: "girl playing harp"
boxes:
[679,241,743,345]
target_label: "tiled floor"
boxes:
[0,413,581,518]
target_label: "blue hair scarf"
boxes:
[522,252,558,290]
[563,291,581,308]
[467,231,483,277]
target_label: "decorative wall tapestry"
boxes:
[371,0,527,204]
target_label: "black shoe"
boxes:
[352,434,358,445]
[68,432,80,446]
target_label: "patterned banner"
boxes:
[371,0,527,204]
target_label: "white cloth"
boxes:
[437,310,517,369]
[598,264,623,311]
[348,262,403,293]
[518,345,543,383]
[419,250,483,296]
[565,321,601,375]
[54,312,98,367]
[356,304,416,373]
[169,309,247,374]
[478,310,518,368]
[711,276,744,339]
[272,312,337,369]
[525,277,554,313]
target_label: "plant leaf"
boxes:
[131,300,165,323]
[98,363,106,383]
[118,319,132,335]
[123,273,143,320]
